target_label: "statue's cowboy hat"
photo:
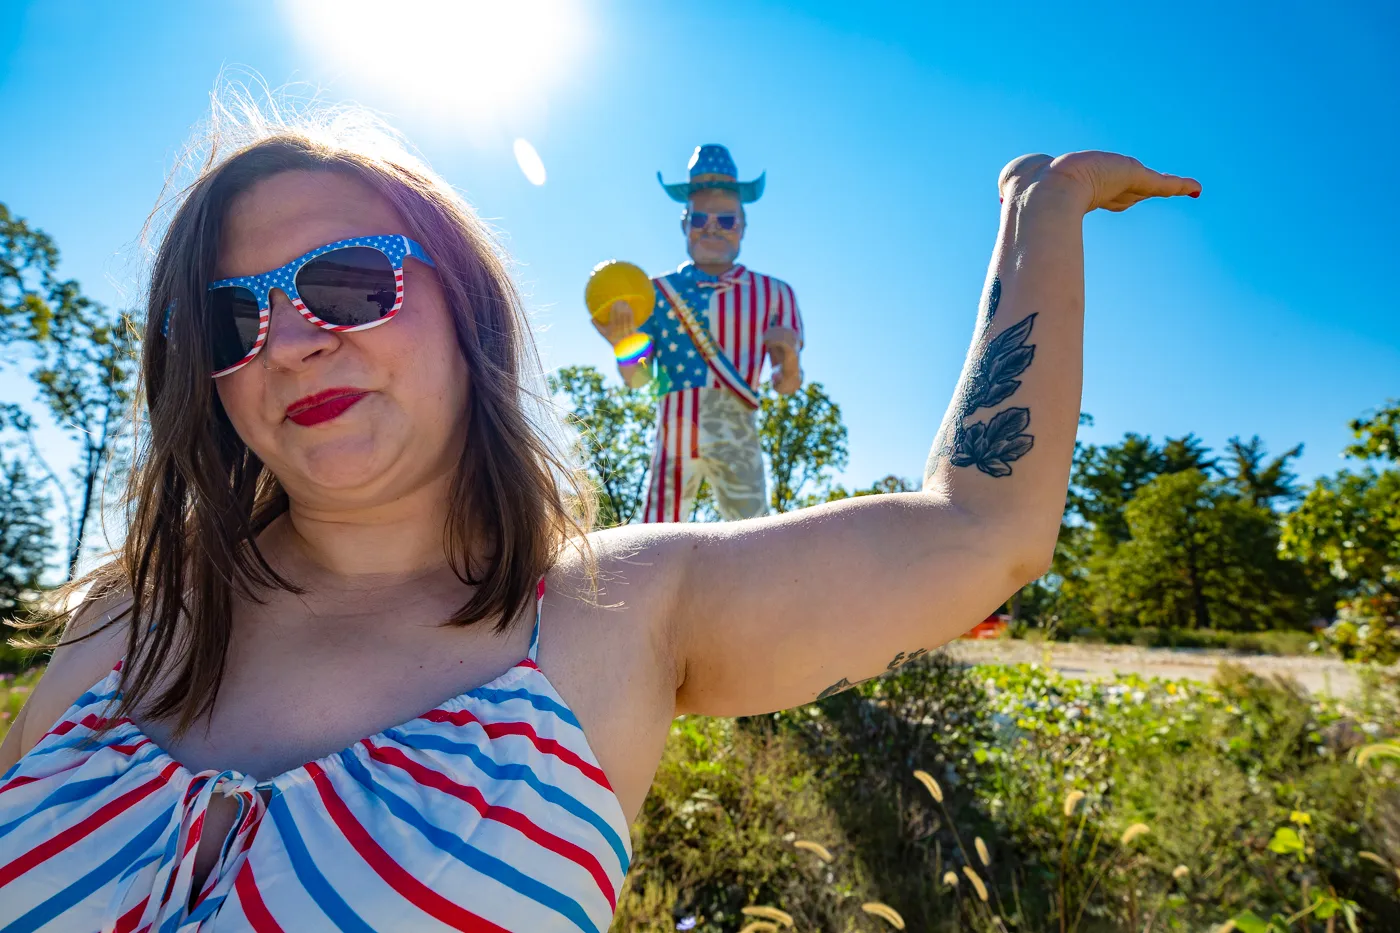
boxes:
[658,144,766,203]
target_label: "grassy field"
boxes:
[2,660,1395,931]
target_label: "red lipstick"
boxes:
[285,388,369,427]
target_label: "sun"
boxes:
[283,0,587,134]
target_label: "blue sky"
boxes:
[3,0,1398,534]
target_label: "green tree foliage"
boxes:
[1224,434,1303,507]
[1068,432,1214,543]
[1,202,136,577]
[1099,469,1312,630]
[0,406,51,618]
[547,365,655,528]
[0,203,59,345]
[760,381,848,513]
[1344,399,1399,462]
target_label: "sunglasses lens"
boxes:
[689,211,708,229]
[716,214,737,231]
[295,246,399,328]
[208,286,262,372]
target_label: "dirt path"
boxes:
[945,639,1371,698]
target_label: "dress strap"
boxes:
[526,577,545,663]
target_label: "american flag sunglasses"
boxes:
[165,234,436,378]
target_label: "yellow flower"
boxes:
[913,769,943,804]
[741,906,794,927]
[1063,789,1086,817]
[942,871,959,887]
[1172,865,1190,880]
[1166,683,1177,695]
[1289,810,1311,826]
[860,902,906,929]
[962,866,989,902]
[1120,823,1151,845]
[793,839,834,863]
[975,837,991,867]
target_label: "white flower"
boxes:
[1362,722,1381,735]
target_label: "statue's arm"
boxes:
[763,280,803,395]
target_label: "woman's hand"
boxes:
[999,151,1201,214]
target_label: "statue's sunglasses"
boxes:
[686,210,740,232]
[163,234,436,378]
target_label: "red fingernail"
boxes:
[999,196,1004,203]
[1189,190,1200,198]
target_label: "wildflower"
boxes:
[1172,865,1190,880]
[1361,722,1380,736]
[676,917,697,931]
[975,836,991,867]
[942,871,959,887]
[1063,789,1085,817]
[793,839,834,863]
[860,902,906,929]
[913,769,943,803]
[1289,810,1311,826]
[741,906,793,927]
[1120,823,1150,845]
[962,866,989,902]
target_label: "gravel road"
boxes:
[944,639,1372,698]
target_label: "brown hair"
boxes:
[21,101,592,737]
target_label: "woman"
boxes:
[0,111,1198,931]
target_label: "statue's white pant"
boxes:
[641,386,767,522]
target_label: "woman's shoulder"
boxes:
[0,583,133,767]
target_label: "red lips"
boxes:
[285,388,369,426]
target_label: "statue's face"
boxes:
[683,188,744,266]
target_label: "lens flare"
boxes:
[513,139,547,186]
[614,332,652,366]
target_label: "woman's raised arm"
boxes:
[606,151,1201,718]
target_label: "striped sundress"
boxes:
[0,581,632,932]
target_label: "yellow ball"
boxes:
[585,260,654,328]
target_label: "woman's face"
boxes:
[214,170,470,513]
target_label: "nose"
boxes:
[260,288,339,370]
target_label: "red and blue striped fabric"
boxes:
[0,583,631,932]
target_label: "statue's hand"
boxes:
[593,299,637,345]
[999,151,1201,214]
[766,328,802,395]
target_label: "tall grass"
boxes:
[614,656,1400,931]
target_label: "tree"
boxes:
[1345,399,1399,462]
[759,381,848,513]
[1282,471,1400,604]
[1223,435,1303,508]
[1068,432,1214,543]
[1100,470,1312,630]
[32,288,136,576]
[1282,405,1400,658]
[1,202,59,347]
[819,474,915,504]
[547,365,655,528]
[0,405,52,617]
[1,202,137,577]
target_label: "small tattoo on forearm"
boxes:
[816,648,931,700]
[927,276,1037,480]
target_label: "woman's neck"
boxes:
[268,472,461,586]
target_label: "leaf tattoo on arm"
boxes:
[815,648,931,700]
[931,276,1038,479]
